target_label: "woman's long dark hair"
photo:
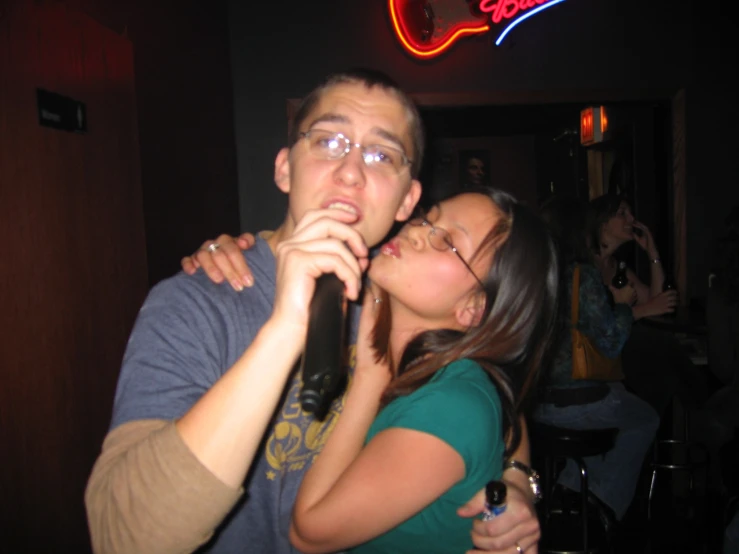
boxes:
[538,195,593,390]
[539,195,593,265]
[371,187,559,458]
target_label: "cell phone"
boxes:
[633,227,644,238]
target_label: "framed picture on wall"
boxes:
[426,137,537,206]
[458,149,491,189]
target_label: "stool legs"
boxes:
[539,455,594,554]
[575,457,589,554]
[647,439,709,523]
[648,467,657,521]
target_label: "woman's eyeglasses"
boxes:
[407,210,485,289]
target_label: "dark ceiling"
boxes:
[421,103,583,139]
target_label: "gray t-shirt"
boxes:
[111,237,358,553]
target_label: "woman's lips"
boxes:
[381,238,401,258]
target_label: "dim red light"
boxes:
[580,107,594,145]
[600,107,608,134]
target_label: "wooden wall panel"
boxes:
[672,89,688,306]
[0,2,147,550]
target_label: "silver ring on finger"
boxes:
[207,242,221,253]
[515,542,523,554]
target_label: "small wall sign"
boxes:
[580,106,609,146]
[37,89,87,133]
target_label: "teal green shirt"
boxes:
[351,359,504,554]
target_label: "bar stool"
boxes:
[647,396,710,549]
[647,439,709,523]
[531,422,618,554]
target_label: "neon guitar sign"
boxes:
[388,0,566,59]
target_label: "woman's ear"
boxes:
[455,291,486,328]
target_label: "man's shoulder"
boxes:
[144,269,239,311]
[145,237,276,310]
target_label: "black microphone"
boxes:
[299,273,346,417]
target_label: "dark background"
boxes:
[62,0,739,299]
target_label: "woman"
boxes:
[535,195,659,523]
[588,194,676,319]
[589,194,710,417]
[188,188,558,553]
[290,188,557,554]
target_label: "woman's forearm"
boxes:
[632,301,660,320]
[502,416,534,501]
[292,374,384,517]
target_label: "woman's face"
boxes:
[370,192,502,329]
[602,201,635,245]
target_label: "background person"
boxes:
[587,194,674,320]
[588,194,710,420]
[534,195,659,523]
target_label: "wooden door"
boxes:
[0,2,148,550]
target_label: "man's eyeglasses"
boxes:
[407,210,485,289]
[299,129,412,175]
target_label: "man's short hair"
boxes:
[289,69,425,179]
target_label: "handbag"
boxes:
[571,264,624,381]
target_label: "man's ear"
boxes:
[274,147,291,193]
[395,179,422,222]
[455,291,486,328]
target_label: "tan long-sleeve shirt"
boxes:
[85,420,242,554]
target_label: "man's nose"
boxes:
[333,147,366,188]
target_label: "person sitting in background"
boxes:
[588,194,710,420]
[534,195,660,523]
[588,194,675,320]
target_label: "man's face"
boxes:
[466,157,485,186]
[274,82,421,248]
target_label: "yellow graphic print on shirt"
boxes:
[264,344,356,475]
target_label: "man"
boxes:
[86,69,540,553]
